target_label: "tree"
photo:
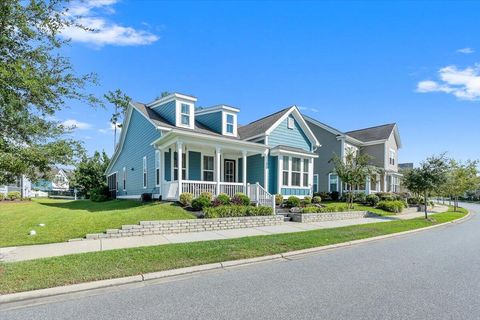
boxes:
[0,0,99,185]
[444,160,479,211]
[104,89,131,150]
[402,154,449,219]
[72,151,110,198]
[330,150,378,209]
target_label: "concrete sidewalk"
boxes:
[0,206,448,263]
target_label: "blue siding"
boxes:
[196,112,222,133]
[268,115,311,151]
[281,188,311,196]
[152,100,176,125]
[188,151,201,180]
[164,149,171,181]
[246,154,264,187]
[238,158,243,183]
[268,156,277,194]
[107,109,161,197]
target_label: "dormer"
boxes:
[147,93,197,129]
[195,105,240,137]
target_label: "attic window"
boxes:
[226,114,234,134]
[181,103,190,126]
[287,117,295,129]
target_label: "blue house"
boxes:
[105,93,319,206]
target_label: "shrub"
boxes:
[301,204,350,213]
[141,193,153,202]
[376,200,405,213]
[215,193,230,206]
[91,194,109,202]
[6,191,21,201]
[179,192,193,207]
[203,205,273,218]
[303,196,312,205]
[191,195,212,211]
[275,194,283,206]
[376,192,395,202]
[366,194,379,206]
[285,196,301,208]
[302,206,319,213]
[200,192,213,201]
[0,193,5,201]
[330,191,340,201]
[354,192,367,203]
[232,192,250,206]
[407,196,423,206]
[312,196,322,204]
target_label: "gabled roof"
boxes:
[345,123,396,142]
[238,107,291,140]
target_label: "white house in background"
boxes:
[31,167,72,192]
[0,175,32,198]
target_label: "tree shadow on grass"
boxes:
[37,199,151,213]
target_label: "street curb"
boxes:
[0,210,471,304]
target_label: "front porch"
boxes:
[343,171,403,194]
[153,131,274,207]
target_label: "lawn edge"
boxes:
[0,210,471,304]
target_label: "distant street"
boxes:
[2,203,479,320]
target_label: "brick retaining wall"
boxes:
[82,215,283,240]
[291,211,376,223]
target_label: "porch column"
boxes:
[365,176,370,195]
[277,156,283,195]
[309,158,314,195]
[242,150,247,193]
[383,174,388,192]
[263,150,269,192]
[177,142,183,196]
[159,148,165,198]
[215,147,221,195]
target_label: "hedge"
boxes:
[376,200,405,213]
[203,205,273,218]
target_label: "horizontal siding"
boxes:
[107,109,161,197]
[268,115,311,151]
[196,112,222,134]
[246,154,264,187]
[152,100,176,125]
[281,188,311,196]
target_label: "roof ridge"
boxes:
[346,123,395,134]
[241,106,292,127]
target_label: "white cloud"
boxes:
[457,47,474,54]
[298,106,319,113]
[62,0,159,47]
[416,64,480,101]
[62,119,92,130]
[99,122,121,134]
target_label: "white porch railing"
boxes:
[219,182,245,197]
[182,180,217,198]
[247,182,275,210]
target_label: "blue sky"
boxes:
[58,1,480,165]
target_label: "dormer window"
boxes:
[226,114,234,134]
[181,103,190,126]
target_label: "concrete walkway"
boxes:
[0,205,448,263]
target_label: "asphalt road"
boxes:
[1,202,479,320]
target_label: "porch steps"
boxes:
[276,209,292,222]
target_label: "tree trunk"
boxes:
[424,191,428,219]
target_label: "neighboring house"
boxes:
[105,93,320,204]
[304,116,403,195]
[32,167,72,192]
[0,175,32,198]
[398,163,414,171]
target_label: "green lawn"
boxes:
[322,201,398,216]
[0,207,467,294]
[0,198,195,247]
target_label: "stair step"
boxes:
[283,216,292,222]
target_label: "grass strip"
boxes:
[0,207,467,294]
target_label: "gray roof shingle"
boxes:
[238,107,291,140]
[345,123,396,142]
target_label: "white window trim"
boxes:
[122,167,126,191]
[389,148,396,166]
[328,173,339,193]
[313,174,319,193]
[222,112,237,136]
[202,154,215,182]
[280,155,311,189]
[142,156,147,189]
[173,150,188,181]
[287,116,295,129]
[175,100,195,129]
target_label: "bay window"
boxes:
[282,156,289,185]
[291,157,301,186]
[303,159,309,187]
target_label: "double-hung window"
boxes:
[291,157,301,186]
[203,156,214,181]
[303,159,309,187]
[155,151,160,186]
[282,156,289,185]
[329,174,338,192]
[142,156,147,188]
[174,152,186,180]
[180,103,190,126]
[226,114,234,134]
[389,149,396,165]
